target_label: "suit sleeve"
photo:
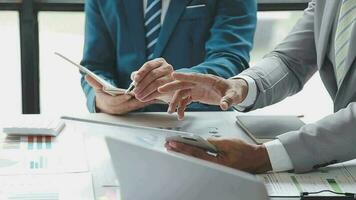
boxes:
[237,0,318,110]
[80,0,118,112]
[278,103,356,173]
[236,1,356,173]
[177,0,257,78]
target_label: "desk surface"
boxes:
[62,111,299,200]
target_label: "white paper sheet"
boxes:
[260,160,356,197]
[0,125,88,175]
[0,173,94,200]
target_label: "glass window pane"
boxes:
[251,11,333,120]
[38,10,333,119]
[38,12,87,115]
[0,11,22,117]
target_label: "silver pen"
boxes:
[125,82,135,94]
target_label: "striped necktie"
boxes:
[145,0,162,60]
[335,0,356,87]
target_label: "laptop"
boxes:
[105,137,269,200]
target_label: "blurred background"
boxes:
[0,0,330,121]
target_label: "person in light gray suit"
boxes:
[158,0,356,174]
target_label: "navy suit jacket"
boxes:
[81,0,257,112]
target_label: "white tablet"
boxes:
[55,52,127,96]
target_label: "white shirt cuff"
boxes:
[264,139,294,172]
[231,75,257,110]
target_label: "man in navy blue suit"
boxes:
[81,0,257,114]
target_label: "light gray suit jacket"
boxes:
[238,0,356,173]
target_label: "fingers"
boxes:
[158,73,221,93]
[130,71,137,81]
[135,77,169,101]
[166,141,218,163]
[96,94,134,114]
[219,89,243,110]
[158,81,195,93]
[168,89,191,114]
[133,63,173,94]
[134,58,165,83]
[177,96,192,120]
[172,72,218,85]
[85,75,103,92]
[139,91,161,102]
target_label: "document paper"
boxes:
[0,125,88,175]
[0,173,94,200]
[259,160,356,197]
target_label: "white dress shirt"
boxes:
[235,75,294,172]
[143,0,171,24]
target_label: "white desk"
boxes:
[62,111,299,200]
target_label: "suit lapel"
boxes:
[317,1,339,68]
[122,0,147,62]
[154,0,192,57]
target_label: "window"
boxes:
[0,11,22,117]
[38,11,87,114]
[250,11,333,121]
[1,1,332,121]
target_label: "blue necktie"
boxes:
[145,0,162,60]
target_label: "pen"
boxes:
[125,82,135,94]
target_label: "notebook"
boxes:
[235,115,305,144]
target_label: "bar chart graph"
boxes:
[30,156,48,170]
[0,127,88,175]
[28,136,52,150]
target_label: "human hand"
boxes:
[132,58,174,103]
[158,72,249,120]
[85,75,154,115]
[165,138,272,174]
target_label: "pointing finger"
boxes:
[168,89,191,114]
[177,96,192,120]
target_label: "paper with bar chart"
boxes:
[0,126,88,175]
[259,160,356,197]
[0,173,94,200]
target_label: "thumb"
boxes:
[131,71,137,81]
[219,89,240,110]
[85,75,103,91]
[207,138,229,151]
